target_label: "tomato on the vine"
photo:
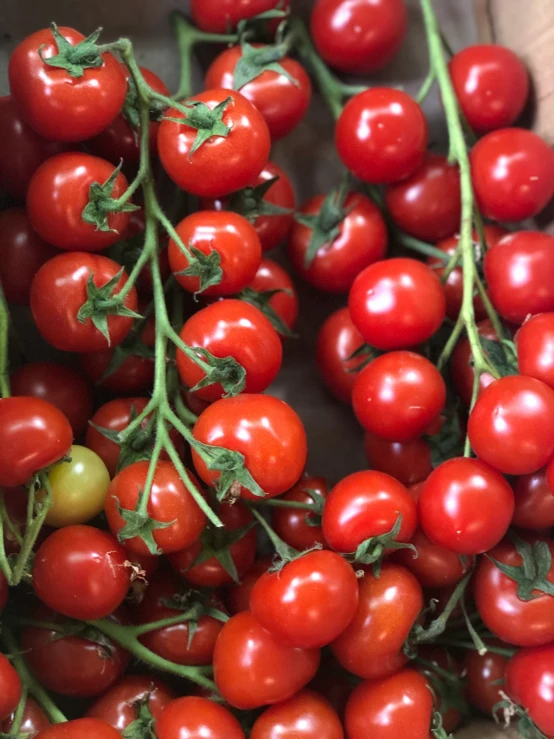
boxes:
[0,655,22,722]
[517,313,554,390]
[190,0,289,33]
[394,528,474,589]
[80,343,155,395]
[225,557,272,615]
[450,319,498,406]
[86,675,175,731]
[246,258,299,331]
[33,718,122,739]
[364,433,432,487]
[1,697,50,737]
[512,468,554,530]
[156,697,245,739]
[316,307,365,403]
[271,476,328,551]
[251,690,344,739]
[505,643,554,738]
[464,646,508,716]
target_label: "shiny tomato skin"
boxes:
[505,644,554,737]
[27,152,132,252]
[86,675,175,731]
[177,300,282,401]
[450,45,529,133]
[288,192,388,293]
[213,611,320,710]
[331,564,423,680]
[225,557,272,615]
[419,457,514,555]
[168,211,262,297]
[394,528,474,589]
[517,312,554,390]
[271,476,328,551]
[251,690,344,739]
[250,550,359,649]
[105,460,207,556]
[349,258,446,350]
[471,128,554,221]
[450,319,498,406]
[158,89,270,198]
[468,375,554,475]
[1,696,50,737]
[364,433,432,487]
[30,252,138,353]
[464,647,508,716]
[34,718,122,739]
[322,470,417,553]
[32,525,130,620]
[0,655,22,721]
[191,0,288,32]
[247,258,299,330]
[336,88,428,184]
[0,396,73,487]
[191,394,307,500]
[512,468,554,530]
[156,696,245,739]
[316,307,365,403]
[8,27,127,142]
[385,153,461,242]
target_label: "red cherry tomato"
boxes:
[158,89,270,197]
[288,192,388,293]
[449,45,529,133]
[86,675,175,731]
[246,258,299,330]
[1,697,50,737]
[316,307,365,403]
[512,468,554,530]
[505,643,554,737]
[419,457,514,555]
[156,697,245,739]
[336,88,428,184]
[81,346,155,395]
[349,258,446,349]
[190,0,288,33]
[0,654,22,721]
[225,557,272,615]
[464,646,508,716]
[30,252,138,353]
[517,313,554,390]
[471,128,554,221]
[271,476,328,551]
[364,433,432,487]
[450,319,498,406]
[251,690,344,739]
[33,718,122,739]
[394,528,474,589]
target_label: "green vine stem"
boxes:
[0,281,10,399]
[434,639,516,659]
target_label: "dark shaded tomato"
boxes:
[512,468,554,530]
[450,45,529,133]
[349,258,446,349]
[251,690,344,739]
[0,208,59,305]
[213,611,320,710]
[32,525,131,620]
[517,312,554,390]
[0,396,73,487]
[30,252,138,353]
[364,433,432,487]
[395,528,474,589]
[505,643,554,737]
[322,470,417,554]
[8,27,126,142]
[2,696,50,738]
[309,657,353,721]
[205,45,311,140]
[331,564,423,680]
[191,394,307,500]
[11,361,93,436]
[471,128,554,221]
[288,192,388,293]
[415,647,463,734]
[168,211,261,296]
[33,718,122,739]
[246,258,299,330]
[271,476,328,551]
[464,646,508,716]
[0,654,22,721]
[177,300,281,401]
[225,557,272,615]
[450,319,498,406]
[105,460,206,556]
[190,0,288,32]
[158,89,270,197]
[156,697,245,739]
[468,376,554,475]
[474,537,554,647]
[316,307,365,403]
[385,154,461,242]
[336,88,427,184]
[86,675,175,731]
[419,457,514,555]
[81,346,154,395]
[484,231,554,324]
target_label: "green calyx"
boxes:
[430,708,454,739]
[88,404,155,473]
[235,5,290,39]
[233,40,298,90]
[174,245,223,296]
[191,440,265,501]
[112,488,176,556]
[164,98,233,157]
[300,487,327,529]
[295,183,351,268]
[187,522,256,584]
[345,343,380,373]
[478,333,518,378]
[122,77,164,133]
[95,332,154,386]
[122,698,157,739]
[186,346,246,398]
[39,23,104,78]
[82,163,140,233]
[350,514,417,577]
[489,534,554,601]
[238,286,295,338]
[77,268,141,345]
[493,696,548,739]
[228,176,293,221]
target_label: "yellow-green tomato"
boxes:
[42,445,110,527]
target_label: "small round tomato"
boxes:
[86,676,175,731]
[156,697,245,739]
[1,697,50,737]
[394,528,474,589]
[311,0,407,74]
[11,361,93,436]
[168,211,262,296]
[80,345,155,395]
[517,312,554,391]
[331,564,423,680]
[364,433,432,487]
[246,258,299,331]
[271,476,328,551]
[513,468,554,530]
[225,557,272,615]
[450,319,498,406]
[105,460,206,556]
[349,258,446,349]
[505,644,554,737]
[251,690,344,739]
[0,396,73,487]
[206,45,311,140]
[158,89,270,197]
[0,655,21,721]
[336,88,427,184]
[450,45,529,133]
[385,154,461,243]
[464,647,508,716]
[191,394,307,500]
[191,0,288,32]
[468,376,554,475]
[8,26,127,142]
[32,718,122,739]
[30,252,138,353]
[213,611,320,710]
[471,128,554,221]
[288,192,388,293]
[419,457,514,555]
[32,525,130,620]
[316,307,365,403]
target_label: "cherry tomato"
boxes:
[517,313,554,390]
[33,718,122,739]
[158,89,270,197]
[331,564,423,680]
[513,468,554,530]
[30,252,138,353]
[191,394,307,500]
[471,128,554,221]
[271,476,328,551]
[0,654,22,721]
[0,396,73,487]
[225,557,272,615]
[177,300,282,401]
[505,643,554,737]
[450,319,498,406]
[336,88,427,184]
[2,697,50,737]
[86,675,175,731]
[32,525,130,620]
[464,647,508,716]
[316,307,365,403]
[156,697,245,739]
[349,258,446,350]
[364,433,432,487]
[449,45,529,133]
[468,375,554,475]
[419,457,514,555]
[246,258,299,331]
[190,0,288,33]
[11,361,93,436]
[251,690,344,739]
[288,192,388,293]
[8,26,127,142]
[81,345,155,395]
[205,45,311,140]
[105,460,206,556]
[213,611,320,709]
[394,528,474,589]
[415,646,463,734]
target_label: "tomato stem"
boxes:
[409,570,472,647]
[434,638,516,658]
[10,474,53,587]
[416,68,436,104]
[0,281,11,399]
